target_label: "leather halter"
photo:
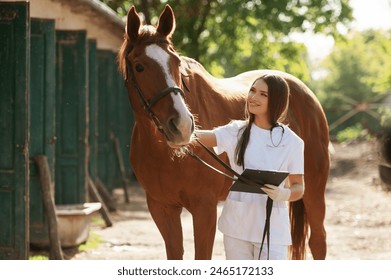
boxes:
[124,48,185,135]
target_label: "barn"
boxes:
[0,0,133,259]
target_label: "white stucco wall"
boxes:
[3,0,125,51]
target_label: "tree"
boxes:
[317,29,391,136]
[101,0,352,81]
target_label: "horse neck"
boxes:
[182,60,247,128]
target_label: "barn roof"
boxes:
[64,0,124,29]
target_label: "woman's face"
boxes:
[247,79,269,117]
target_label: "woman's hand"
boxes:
[261,174,304,202]
[261,184,291,201]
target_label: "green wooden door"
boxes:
[96,50,118,190]
[55,30,87,205]
[96,50,134,190]
[117,69,134,181]
[0,2,30,259]
[29,18,56,247]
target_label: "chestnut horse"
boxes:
[118,4,330,260]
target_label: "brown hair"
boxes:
[235,73,290,166]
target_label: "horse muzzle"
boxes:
[164,112,195,147]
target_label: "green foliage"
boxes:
[336,123,371,142]
[380,107,391,127]
[316,30,391,135]
[100,0,353,81]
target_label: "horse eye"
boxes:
[135,63,144,72]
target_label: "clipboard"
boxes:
[230,169,289,194]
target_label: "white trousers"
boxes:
[223,235,288,260]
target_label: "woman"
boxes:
[194,73,305,260]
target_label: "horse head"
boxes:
[118,4,194,147]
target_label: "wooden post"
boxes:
[34,155,64,260]
[112,134,130,203]
[88,177,113,227]
[95,178,116,212]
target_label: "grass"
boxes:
[29,254,49,260]
[28,227,103,259]
[78,232,103,251]
[90,215,106,227]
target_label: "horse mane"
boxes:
[180,56,202,69]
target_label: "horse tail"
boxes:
[289,199,308,260]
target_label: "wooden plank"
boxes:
[88,40,98,180]
[34,155,63,260]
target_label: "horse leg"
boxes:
[189,199,217,260]
[303,183,327,259]
[146,194,184,260]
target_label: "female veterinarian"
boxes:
[194,73,305,260]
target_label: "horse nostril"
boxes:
[190,114,195,133]
[168,117,180,134]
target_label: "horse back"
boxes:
[186,66,330,180]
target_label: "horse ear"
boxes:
[156,4,176,38]
[126,5,141,41]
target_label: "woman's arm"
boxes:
[286,174,305,201]
[194,130,217,148]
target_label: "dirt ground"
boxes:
[68,140,391,260]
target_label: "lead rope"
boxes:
[259,197,272,260]
[188,139,272,260]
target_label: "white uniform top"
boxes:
[213,120,304,245]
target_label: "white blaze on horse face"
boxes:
[145,44,193,144]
